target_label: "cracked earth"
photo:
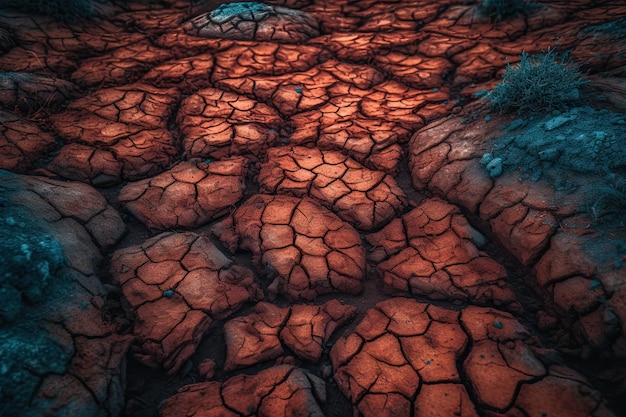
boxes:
[1,1,626,416]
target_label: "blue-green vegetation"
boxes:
[491,107,625,183]
[486,106,626,224]
[488,48,587,116]
[0,200,64,323]
[0,326,72,416]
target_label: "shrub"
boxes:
[478,0,539,21]
[488,48,587,116]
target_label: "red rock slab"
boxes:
[160,365,326,417]
[290,110,405,173]
[347,1,443,32]
[281,299,356,362]
[142,52,216,93]
[366,198,519,310]
[143,42,330,94]
[14,174,125,251]
[224,300,355,369]
[224,302,289,370]
[1,172,130,417]
[304,3,359,33]
[408,112,626,356]
[48,128,176,185]
[416,3,593,88]
[183,2,320,43]
[48,83,180,183]
[70,40,174,87]
[534,231,625,355]
[110,231,262,373]
[288,80,451,172]
[54,83,179,131]
[118,157,247,230]
[259,146,407,230]
[177,87,283,160]
[211,43,331,82]
[408,116,559,264]
[360,80,452,124]
[215,60,385,116]
[420,5,571,86]
[154,29,236,57]
[310,30,424,62]
[373,52,454,90]
[0,110,56,172]
[213,194,366,301]
[331,298,616,417]
[178,86,282,126]
[46,143,122,186]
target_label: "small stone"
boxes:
[198,359,217,380]
[544,114,575,131]
[506,118,526,131]
[163,289,175,298]
[485,157,503,178]
[480,153,494,166]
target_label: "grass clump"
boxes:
[488,48,587,116]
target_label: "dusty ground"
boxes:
[1,1,626,416]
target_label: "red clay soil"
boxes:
[0,1,625,416]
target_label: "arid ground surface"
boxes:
[1,1,626,416]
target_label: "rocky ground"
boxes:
[1,1,625,416]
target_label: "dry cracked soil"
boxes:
[1,1,626,416]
